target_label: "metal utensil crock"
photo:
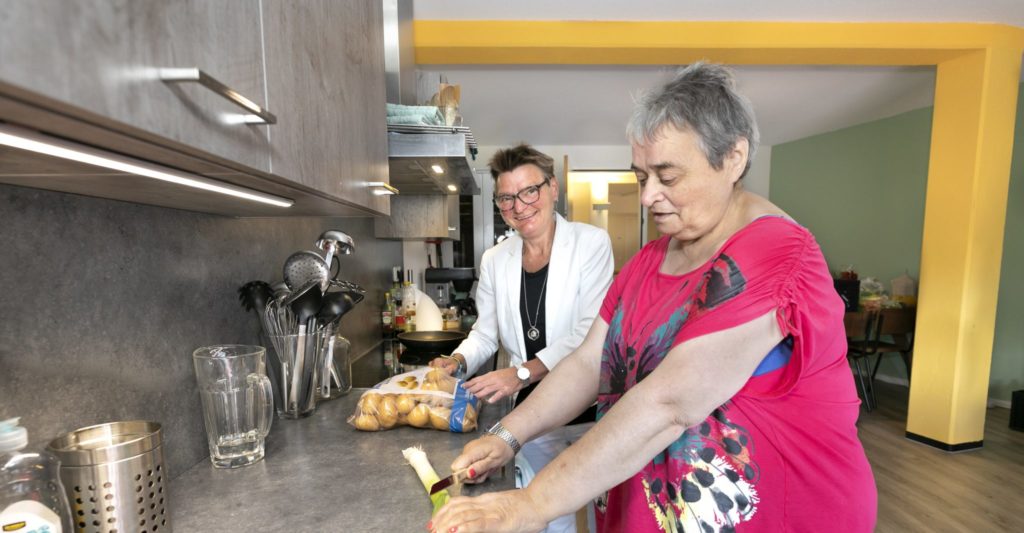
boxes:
[47,421,170,533]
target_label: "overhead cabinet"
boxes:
[0,0,390,217]
[375,194,460,240]
[0,0,270,172]
[261,0,390,215]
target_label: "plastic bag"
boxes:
[859,277,886,310]
[347,367,480,432]
[891,272,917,307]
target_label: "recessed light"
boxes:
[446,184,458,192]
[431,164,444,174]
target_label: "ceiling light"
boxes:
[446,184,458,192]
[0,123,293,207]
[431,164,444,174]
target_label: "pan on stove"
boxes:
[397,330,467,355]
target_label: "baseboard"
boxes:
[988,398,1012,409]
[873,374,1011,410]
[905,431,983,452]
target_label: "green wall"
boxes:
[770,86,1024,402]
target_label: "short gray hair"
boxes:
[628,62,760,178]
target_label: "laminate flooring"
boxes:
[859,381,1024,532]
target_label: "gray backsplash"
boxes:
[0,184,400,478]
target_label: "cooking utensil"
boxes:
[315,230,354,275]
[286,280,322,410]
[316,291,352,398]
[430,468,470,495]
[47,421,171,532]
[238,280,275,337]
[396,330,467,354]
[328,278,365,294]
[283,250,330,292]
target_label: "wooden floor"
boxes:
[859,381,1024,532]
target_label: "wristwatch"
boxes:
[515,365,531,387]
[486,421,522,454]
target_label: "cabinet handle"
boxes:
[448,227,457,232]
[160,68,277,124]
[367,181,399,195]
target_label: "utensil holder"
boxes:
[266,332,327,418]
[318,334,352,400]
[47,421,170,533]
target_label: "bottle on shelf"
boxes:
[444,306,461,331]
[391,266,403,297]
[402,278,417,333]
[0,418,73,533]
[381,291,394,337]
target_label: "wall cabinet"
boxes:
[375,194,460,240]
[0,0,270,172]
[261,0,390,216]
[0,0,390,217]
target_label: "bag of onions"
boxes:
[348,367,481,432]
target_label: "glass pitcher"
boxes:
[192,345,274,468]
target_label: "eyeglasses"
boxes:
[493,179,550,212]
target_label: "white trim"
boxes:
[875,373,1012,410]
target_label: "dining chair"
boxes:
[869,307,917,383]
[846,309,881,411]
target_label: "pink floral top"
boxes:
[596,217,875,532]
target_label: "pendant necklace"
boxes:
[522,267,548,342]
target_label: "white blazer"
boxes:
[456,213,614,376]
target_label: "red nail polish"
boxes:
[426,521,432,530]
[468,468,476,479]
[449,527,458,533]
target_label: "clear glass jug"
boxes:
[192,345,274,468]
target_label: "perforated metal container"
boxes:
[47,421,171,533]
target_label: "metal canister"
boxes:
[47,421,170,533]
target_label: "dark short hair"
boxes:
[628,62,760,179]
[488,143,555,181]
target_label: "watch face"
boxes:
[517,366,530,381]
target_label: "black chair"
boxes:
[869,307,916,383]
[846,310,881,411]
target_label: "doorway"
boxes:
[567,170,654,273]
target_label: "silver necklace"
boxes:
[522,267,548,341]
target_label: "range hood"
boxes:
[387,125,479,195]
[383,0,479,196]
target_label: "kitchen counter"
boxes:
[169,347,513,532]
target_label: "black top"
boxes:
[516,264,597,425]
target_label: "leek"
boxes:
[402,446,450,515]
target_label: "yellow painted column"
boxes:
[907,46,1022,448]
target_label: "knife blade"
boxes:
[429,468,469,494]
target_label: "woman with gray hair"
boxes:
[430,62,875,533]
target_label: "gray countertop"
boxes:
[169,344,512,532]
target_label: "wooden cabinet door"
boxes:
[261,0,390,215]
[0,0,271,172]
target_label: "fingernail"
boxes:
[449,528,458,533]
[426,521,432,530]
[468,468,476,479]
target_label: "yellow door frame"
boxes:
[415,20,1024,449]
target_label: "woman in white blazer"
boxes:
[431,144,613,533]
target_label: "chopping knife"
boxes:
[429,468,470,494]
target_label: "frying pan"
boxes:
[396,330,467,354]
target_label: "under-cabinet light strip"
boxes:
[0,123,294,208]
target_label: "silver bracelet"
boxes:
[486,421,522,454]
[442,354,465,379]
